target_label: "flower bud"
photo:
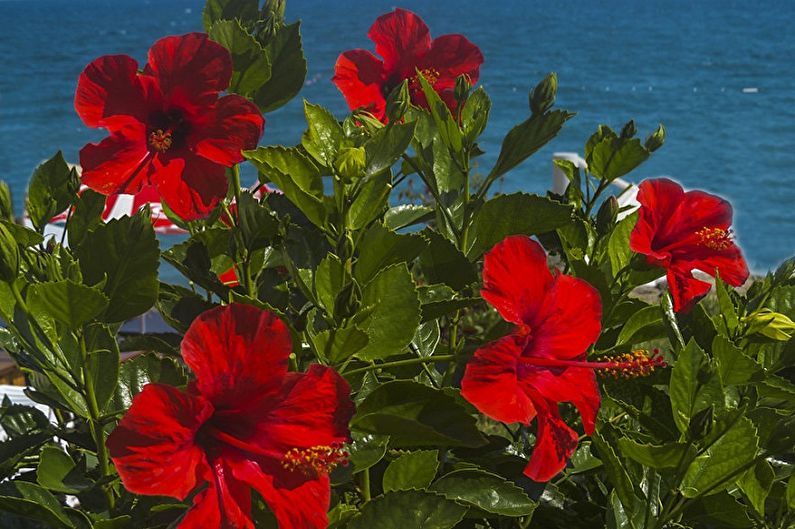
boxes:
[620,119,637,139]
[529,72,558,115]
[333,147,367,183]
[385,80,410,122]
[596,196,619,235]
[0,182,13,222]
[744,308,795,341]
[644,123,666,152]
[0,223,20,283]
[454,74,472,106]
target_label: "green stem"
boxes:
[343,355,455,376]
[360,468,371,502]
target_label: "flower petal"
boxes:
[192,95,264,166]
[150,150,228,221]
[630,178,685,259]
[79,122,152,196]
[421,34,483,90]
[519,365,599,434]
[145,33,232,108]
[74,54,157,129]
[229,456,331,529]
[461,335,537,425]
[481,235,553,327]
[180,304,292,409]
[667,267,714,313]
[106,383,213,500]
[178,457,253,529]
[368,8,430,75]
[523,397,580,482]
[332,49,387,118]
[691,246,750,287]
[529,273,602,359]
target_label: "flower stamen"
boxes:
[517,349,667,379]
[695,227,733,251]
[148,129,173,153]
[281,443,349,477]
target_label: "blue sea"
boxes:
[1,0,794,271]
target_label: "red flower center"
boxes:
[281,443,350,478]
[148,129,173,152]
[518,349,667,379]
[695,227,733,251]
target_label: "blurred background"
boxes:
[1,0,794,271]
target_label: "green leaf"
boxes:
[684,491,753,528]
[715,275,739,333]
[301,101,344,167]
[67,189,105,248]
[246,146,326,229]
[488,110,573,181]
[383,450,439,492]
[787,473,795,509]
[412,320,440,357]
[737,458,774,516]
[354,264,421,361]
[364,122,416,177]
[417,73,462,152]
[347,490,467,529]
[85,323,120,413]
[608,212,637,276]
[26,280,108,329]
[315,254,347,317]
[37,445,91,494]
[461,87,491,142]
[208,19,272,96]
[592,427,640,510]
[670,339,721,433]
[236,191,278,252]
[254,22,306,113]
[383,204,434,230]
[25,151,78,232]
[348,432,389,473]
[76,209,160,322]
[616,438,689,469]
[348,172,391,231]
[352,380,487,448]
[681,415,759,497]
[107,353,187,414]
[588,136,649,182]
[712,335,764,386]
[467,193,573,259]
[0,481,74,528]
[419,230,478,291]
[355,223,427,284]
[431,468,536,517]
[616,304,664,346]
[313,325,368,364]
[202,0,258,30]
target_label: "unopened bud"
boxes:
[385,80,411,122]
[596,196,619,235]
[645,123,666,152]
[0,182,13,222]
[620,119,637,139]
[529,72,558,115]
[744,309,795,341]
[333,147,366,183]
[454,74,472,106]
[0,223,19,282]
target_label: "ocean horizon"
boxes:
[1,0,794,272]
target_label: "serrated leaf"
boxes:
[27,280,108,329]
[670,339,721,433]
[589,136,649,181]
[737,458,774,516]
[419,230,477,290]
[616,438,689,469]
[383,450,439,492]
[202,0,258,31]
[383,204,434,230]
[608,212,637,276]
[301,101,344,167]
[254,22,306,113]
[616,304,664,345]
[107,353,187,414]
[431,468,536,517]
[355,223,427,284]
[713,335,764,386]
[348,490,467,529]
[209,19,272,96]
[26,151,77,232]
[364,122,416,177]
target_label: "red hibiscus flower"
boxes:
[75,33,265,221]
[107,304,353,529]
[629,178,750,312]
[461,236,664,481]
[333,8,483,121]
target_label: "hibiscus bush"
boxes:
[1,2,795,529]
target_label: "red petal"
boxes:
[368,8,430,75]
[666,268,714,313]
[178,457,253,529]
[79,122,152,196]
[145,33,232,108]
[691,246,750,287]
[519,365,600,434]
[332,50,387,119]
[630,178,685,259]
[461,335,537,425]
[106,383,213,500]
[421,34,483,90]
[530,274,602,360]
[252,365,353,455]
[481,235,553,326]
[150,150,228,221]
[180,304,292,408]
[192,95,264,166]
[74,54,158,129]
[523,398,580,482]
[229,456,331,529]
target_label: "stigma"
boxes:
[148,129,173,153]
[695,227,733,251]
[281,443,349,477]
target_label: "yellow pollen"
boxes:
[596,350,667,379]
[695,227,733,251]
[148,129,173,153]
[281,444,349,477]
[412,67,441,88]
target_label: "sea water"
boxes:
[1,0,794,271]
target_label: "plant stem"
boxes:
[343,355,455,376]
[360,468,371,502]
